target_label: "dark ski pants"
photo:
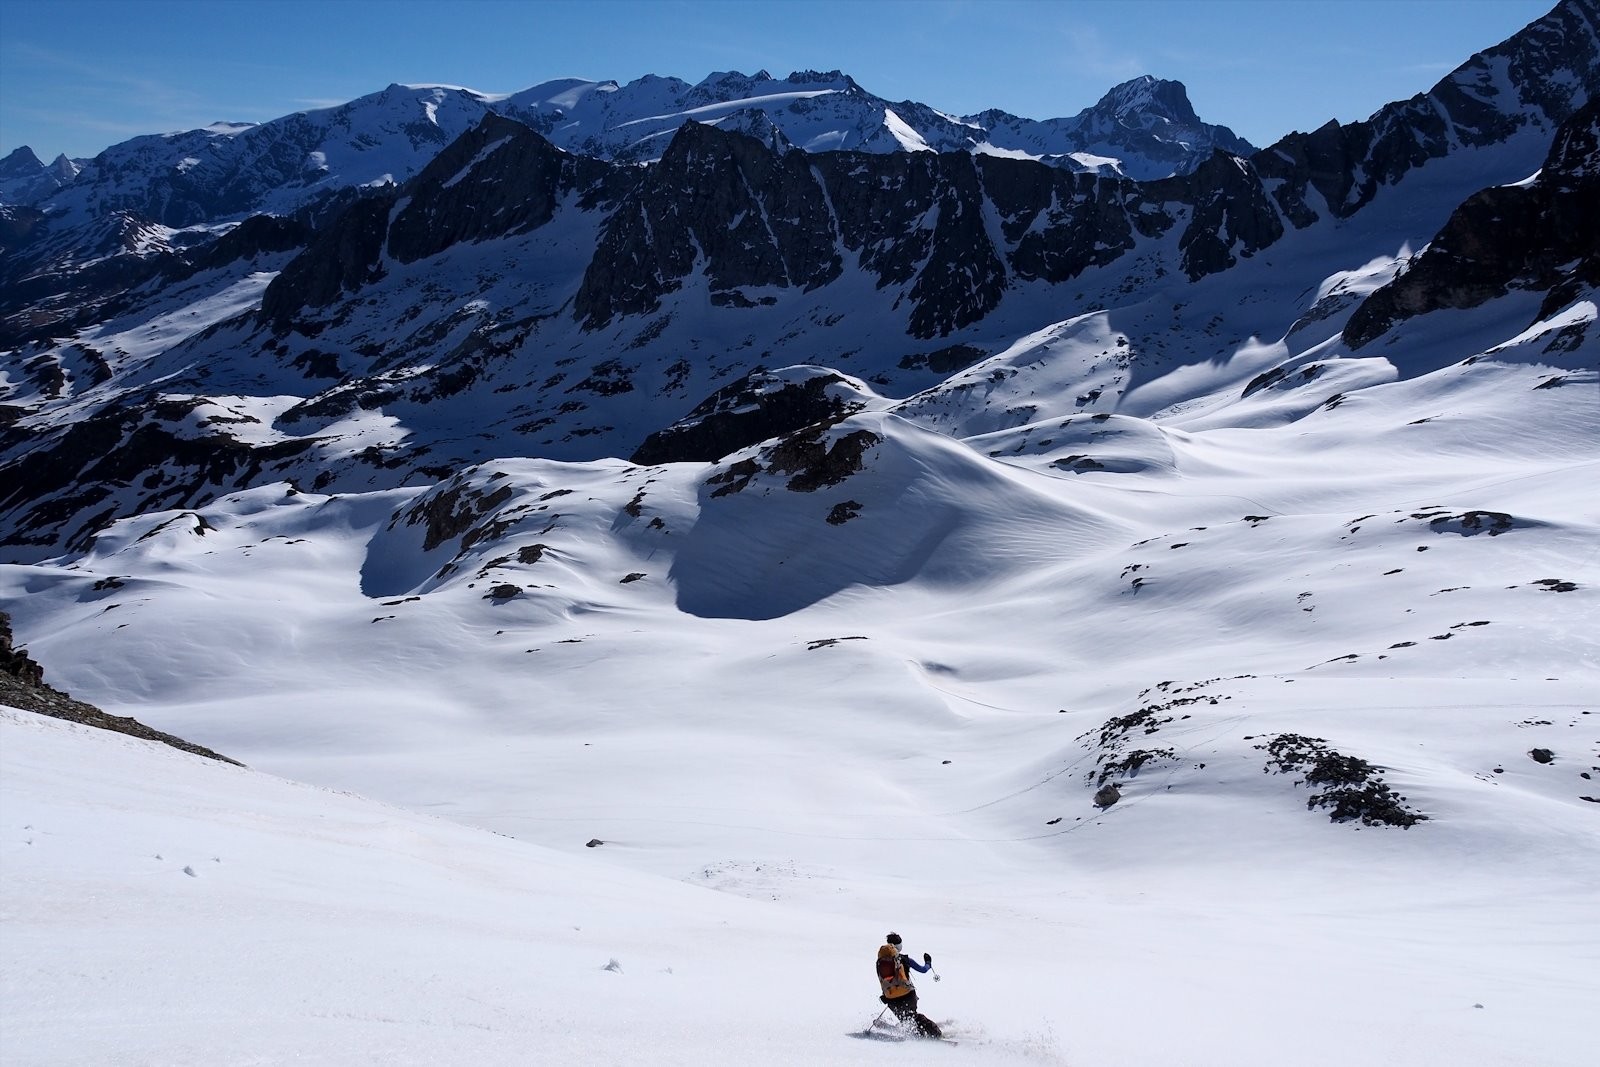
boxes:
[884,991,942,1038]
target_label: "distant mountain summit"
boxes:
[0,67,1254,227]
[0,146,79,206]
[498,68,1257,179]
[971,75,1256,180]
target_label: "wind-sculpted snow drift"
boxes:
[2,4,1599,1065]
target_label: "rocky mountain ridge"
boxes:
[0,1,1596,562]
[1,69,1254,225]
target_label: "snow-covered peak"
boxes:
[0,144,79,205]
[1092,75,1202,125]
[1,145,46,174]
[15,66,1257,222]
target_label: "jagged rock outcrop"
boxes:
[1162,150,1284,280]
[264,114,617,329]
[1344,98,1600,348]
[0,146,78,206]
[631,367,866,465]
[975,76,1256,181]
[259,193,395,328]
[818,148,1010,338]
[0,400,319,554]
[575,120,841,327]
[183,213,311,276]
[1255,0,1598,227]
[387,113,613,263]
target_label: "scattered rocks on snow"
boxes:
[586,839,604,848]
[807,636,868,651]
[1257,733,1426,827]
[1531,578,1579,593]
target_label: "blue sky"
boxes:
[0,0,1558,162]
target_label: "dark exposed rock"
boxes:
[632,368,861,465]
[181,214,312,276]
[702,419,881,497]
[260,192,395,330]
[826,500,862,525]
[387,113,612,264]
[1165,151,1284,280]
[0,611,45,686]
[1529,748,1555,764]
[0,400,318,553]
[898,344,986,373]
[1258,1,1598,229]
[1345,98,1600,347]
[767,426,880,492]
[0,202,48,254]
[396,477,515,552]
[1428,510,1516,536]
[1258,733,1426,827]
[575,120,842,328]
[1093,784,1121,809]
[806,635,868,650]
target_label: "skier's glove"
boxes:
[923,953,932,965]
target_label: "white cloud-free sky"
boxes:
[0,0,1559,161]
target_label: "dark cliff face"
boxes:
[264,115,619,330]
[387,113,612,263]
[1165,151,1285,281]
[1255,0,1599,226]
[260,193,395,329]
[574,121,842,328]
[573,121,1250,341]
[1344,98,1600,348]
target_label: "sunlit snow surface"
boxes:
[4,81,1600,1066]
[4,289,1598,1063]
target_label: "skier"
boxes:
[875,931,943,1038]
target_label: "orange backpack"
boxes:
[876,946,912,998]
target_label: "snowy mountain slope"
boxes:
[3,333,1597,1062]
[5,73,1594,560]
[8,697,1594,1067]
[2,8,1599,1062]
[973,75,1256,181]
[5,69,1253,223]
[0,146,79,207]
